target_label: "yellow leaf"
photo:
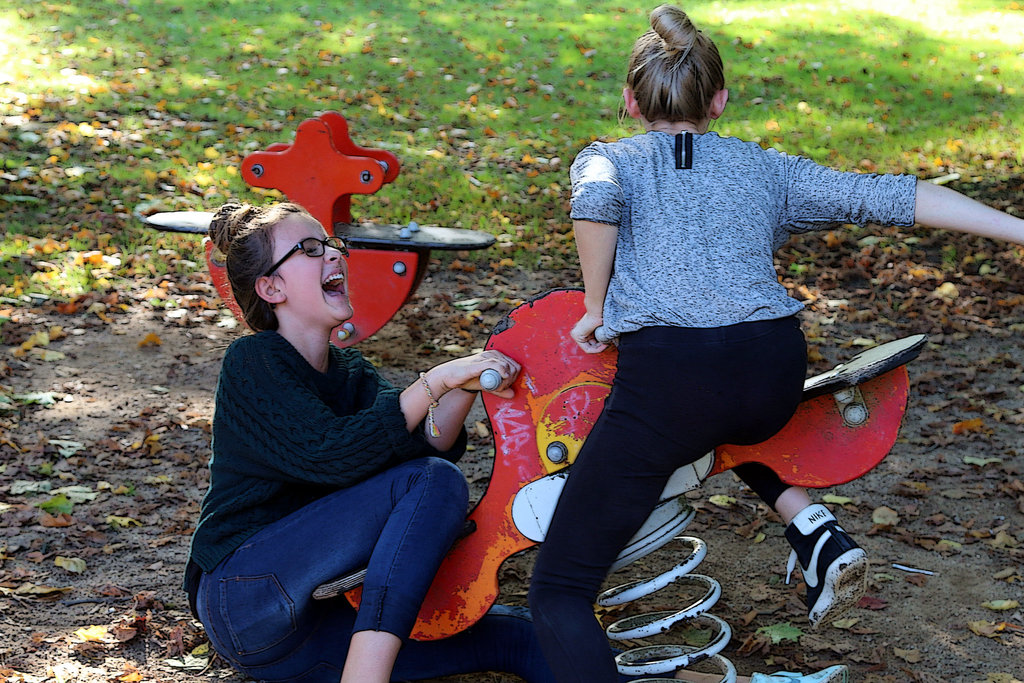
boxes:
[968,620,1001,638]
[932,281,959,300]
[191,642,210,656]
[982,599,1019,611]
[106,515,142,529]
[74,624,111,642]
[894,647,922,663]
[32,348,66,362]
[989,531,1019,549]
[204,147,220,159]
[55,556,87,573]
[872,506,899,526]
[822,494,853,505]
[137,333,162,348]
[15,582,73,596]
[832,617,860,629]
[708,494,736,508]
[19,330,50,351]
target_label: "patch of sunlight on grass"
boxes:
[704,0,1024,46]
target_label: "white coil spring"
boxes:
[598,527,737,683]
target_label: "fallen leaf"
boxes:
[894,647,922,663]
[858,595,888,610]
[40,512,74,527]
[74,625,111,643]
[832,617,860,629]
[968,620,1001,638]
[49,439,85,458]
[106,515,142,529]
[963,455,1002,467]
[137,333,162,348]
[872,506,899,526]
[15,583,73,597]
[952,417,985,434]
[982,599,1019,611]
[755,621,803,644]
[822,493,854,505]
[55,556,87,574]
[37,494,73,515]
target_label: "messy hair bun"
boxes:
[650,4,699,60]
[208,202,313,332]
[627,4,724,124]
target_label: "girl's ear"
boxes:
[622,87,643,120]
[709,88,729,120]
[255,275,286,306]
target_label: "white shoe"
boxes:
[750,664,849,683]
[785,504,868,628]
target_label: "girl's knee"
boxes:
[422,457,469,499]
[397,457,469,518]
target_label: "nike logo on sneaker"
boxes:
[804,529,833,589]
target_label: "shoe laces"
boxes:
[785,549,798,585]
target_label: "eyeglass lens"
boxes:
[300,237,347,257]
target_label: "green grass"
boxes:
[1,0,1022,300]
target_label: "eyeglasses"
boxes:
[263,236,349,277]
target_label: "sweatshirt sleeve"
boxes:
[211,335,436,488]
[570,143,625,226]
[777,153,918,235]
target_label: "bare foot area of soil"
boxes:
[1,259,1022,683]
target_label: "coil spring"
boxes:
[598,517,737,683]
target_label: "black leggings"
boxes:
[529,317,807,683]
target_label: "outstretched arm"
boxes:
[571,219,619,353]
[915,180,1024,243]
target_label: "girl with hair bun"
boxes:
[183,202,562,682]
[528,4,1024,682]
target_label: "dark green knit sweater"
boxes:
[185,331,465,581]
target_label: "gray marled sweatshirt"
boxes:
[569,131,917,334]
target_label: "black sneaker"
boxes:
[784,504,867,628]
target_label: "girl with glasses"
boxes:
[182,202,549,683]
[528,5,1024,682]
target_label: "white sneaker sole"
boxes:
[808,549,868,628]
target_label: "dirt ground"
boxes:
[1,243,1023,683]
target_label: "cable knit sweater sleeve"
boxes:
[187,331,466,571]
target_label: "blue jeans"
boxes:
[530,318,808,683]
[197,457,555,682]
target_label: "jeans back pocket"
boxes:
[218,574,296,656]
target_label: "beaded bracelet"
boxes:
[419,372,441,437]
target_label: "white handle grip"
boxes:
[479,368,502,391]
[594,326,614,344]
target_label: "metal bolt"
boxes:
[250,163,264,178]
[393,261,407,276]
[336,322,356,341]
[360,170,373,183]
[546,441,569,464]
[843,403,868,426]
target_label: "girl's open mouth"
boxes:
[322,272,346,296]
